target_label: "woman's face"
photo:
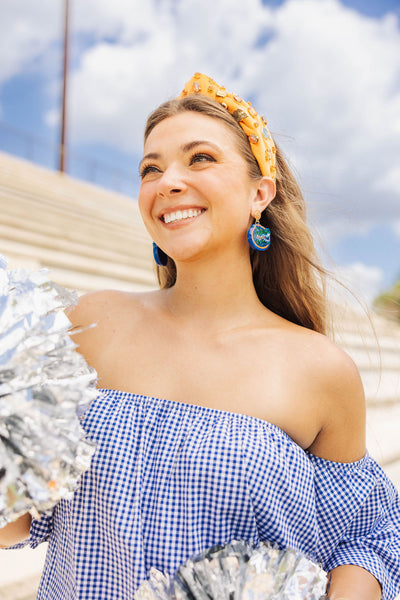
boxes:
[138,111,266,264]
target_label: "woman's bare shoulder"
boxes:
[67,289,131,330]
[293,327,366,461]
[66,289,156,363]
[295,327,364,399]
[67,288,160,325]
[67,290,135,327]
[271,317,362,385]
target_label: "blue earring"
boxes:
[247,210,271,251]
[152,242,169,266]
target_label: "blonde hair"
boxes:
[144,95,329,334]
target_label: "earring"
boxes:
[152,242,169,266]
[247,210,271,251]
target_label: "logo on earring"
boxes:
[247,210,271,251]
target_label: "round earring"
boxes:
[247,210,271,251]
[152,242,169,266]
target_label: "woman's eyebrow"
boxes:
[140,141,221,168]
[181,140,220,153]
[139,152,160,168]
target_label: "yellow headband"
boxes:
[178,73,276,179]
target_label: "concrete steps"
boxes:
[0,151,157,293]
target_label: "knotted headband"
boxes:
[178,73,276,179]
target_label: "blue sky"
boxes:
[0,0,400,305]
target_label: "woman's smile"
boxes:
[161,207,206,226]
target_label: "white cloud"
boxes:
[330,262,385,306]
[72,0,162,43]
[64,0,400,236]
[45,108,60,128]
[63,0,270,153]
[311,215,371,248]
[247,0,400,230]
[394,221,400,237]
[1,0,400,242]
[66,34,179,152]
[375,165,400,196]
[0,0,60,84]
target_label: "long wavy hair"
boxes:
[144,95,329,335]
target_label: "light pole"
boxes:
[59,0,69,173]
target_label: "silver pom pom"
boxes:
[0,255,97,527]
[135,540,328,600]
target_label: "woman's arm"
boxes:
[0,512,32,548]
[306,337,386,599]
[328,564,382,599]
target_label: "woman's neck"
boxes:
[162,250,267,331]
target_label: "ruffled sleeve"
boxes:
[308,451,400,600]
[4,511,53,550]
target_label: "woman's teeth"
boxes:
[163,209,203,224]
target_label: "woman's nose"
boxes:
[156,164,186,197]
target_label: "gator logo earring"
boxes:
[247,210,271,251]
[152,242,169,266]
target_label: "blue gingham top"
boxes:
[13,389,400,599]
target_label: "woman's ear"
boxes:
[251,176,276,215]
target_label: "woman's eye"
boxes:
[140,164,160,179]
[189,153,216,165]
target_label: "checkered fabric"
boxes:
[7,389,400,599]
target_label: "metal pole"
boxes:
[59,0,69,172]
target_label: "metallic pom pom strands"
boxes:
[135,540,328,600]
[178,73,277,180]
[0,255,97,527]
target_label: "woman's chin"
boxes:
[163,239,211,264]
[167,250,203,264]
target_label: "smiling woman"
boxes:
[1,73,399,600]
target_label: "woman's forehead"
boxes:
[144,111,238,150]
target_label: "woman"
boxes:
[1,73,399,599]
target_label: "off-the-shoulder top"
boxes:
[11,389,400,599]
